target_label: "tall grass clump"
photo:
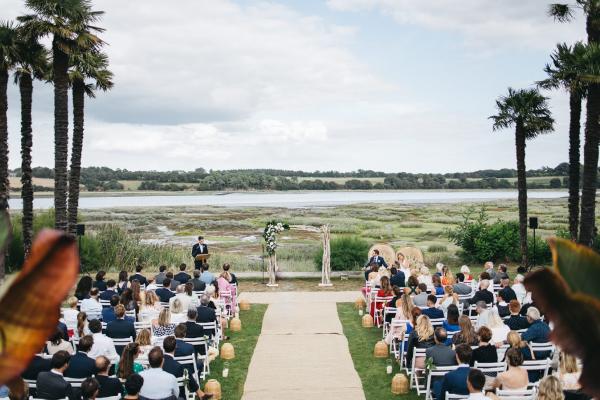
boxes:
[314,235,370,271]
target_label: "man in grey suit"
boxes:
[425,328,456,367]
[413,283,429,307]
[453,273,473,295]
[154,265,167,285]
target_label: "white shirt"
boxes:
[80,298,102,320]
[491,325,511,345]
[88,332,119,363]
[512,283,527,304]
[170,293,192,311]
[63,308,79,330]
[468,392,493,400]
[139,367,179,399]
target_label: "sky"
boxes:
[3,0,588,173]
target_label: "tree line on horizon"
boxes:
[0,0,112,280]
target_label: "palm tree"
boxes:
[0,21,20,281]
[14,30,48,256]
[549,2,600,245]
[68,50,113,234]
[538,42,588,242]
[18,0,104,231]
[490,88,554,267]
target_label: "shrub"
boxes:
[427,244,448,253]
[314,235,370,271]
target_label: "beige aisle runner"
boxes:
[240,292,366,400]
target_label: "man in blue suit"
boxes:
[389,267,406,288]
[156,278,175,303]
[365,249,388,268]
[434,344,472,400]
[65,335,97,378]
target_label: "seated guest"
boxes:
[65,335,96,378]
[475,301,491,328]
[191,270,206,292]
[156,278,175,303]
[75,276,93,301]
[503,300,529,331]
[413,283,429,307]
[129,265,148,287]
[99,280,118,301]
[555,352,581,391]
[498,276,517,303]
[81,377,99,400]
[154,265,168,285]
[521,307,550,344]
[165,271,181,291]
[452,315,479,347]
[169,285,192,312]
[76,312,91,339]
[161,336,213,400]
[120,288,138,313]
[512,274,527,304]
[135,329,154,358]
[432,274,444,295]
[422,294,444,319]
[57,319,69,341]
[494,264,509,284]
[471,326,498,366]
[441,265,455,286]
[169,298,187,324]
[385,286,403,323]
[364,263,378,282]
[80,288,103,321]
[443,304,461,332]
[484,262,495,281]
[440,286,459,315]
[405,275,419,295]
[537,376,565,400]
[199,264,215,286]
[173,324,195,357]
[22,351,52,388]
[103,295,125,323]
[492,348,529,390]
[468,280,494,305]
[153,308,177,337]
[371,276,393,317]
[139,292,162,323]
[116,343,144,379]
[505,331,533,361]
[184,309,207,354]
[406,315,435,368]
[366,249,388,268]
[123,374,144,400]
[496,292,510,318]
[88,319,119,363]
[434,344,472,400]
[196,294,217,327]
[94,356,123,398]
[174,263,192,284]
[453,273,473,295]
[36,351,73,400]
[460,265,473,282]
[63,296,80,335]
[485,308,510,345]
[117,271,130,294]
[222,263,238,285]
[46,328,74,355]
[384,294,416,345]
[418,266,433,289]
[93,271,107,291]
[466,369,491,400]
[426,328,456,367]
[139,347,179,400]
[106,304,137,350]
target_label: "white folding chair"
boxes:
[497,344,510,361]
[373,296,394,327]
[134,321,151,332]
[446,392,469,400]
[174,354,202,382]
[522,359,552,381]
[474,361,507,385]
[181,337,210,377]
[64,377,86,388]
[409,348,428,393]
[497,389,537,400]
[97,397,121,400]
[197,321,219,346]
[430,318,445,327]
[529,342,555,358]
[382,307,398,337]
[99,299,111,308]
[175,375,193,400]
[425,366,458,400]
[111,337,133,349]
[124,310,136,320]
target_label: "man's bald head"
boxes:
[95,356,110,374]
[480,279,490,290]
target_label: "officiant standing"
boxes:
[192,236,209,270]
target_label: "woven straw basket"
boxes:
[204,379,222,399]
[220,343,235,360]
[374,340,388,358]
[230,317,242,332]
[362,314,374,328]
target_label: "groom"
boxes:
[192,236,209,270]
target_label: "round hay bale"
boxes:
[374,340,388,358]
[204,379,222,399]
[362,314,374,328]
[397,247,424,266]
[220,343,235,360]
[391,373,409,395]
[230,317,242,332]
[355,297,366,310]
[368,243,395,268]
[239,299,251,311]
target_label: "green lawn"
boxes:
[206,304,267,399]
[337,303,420,400]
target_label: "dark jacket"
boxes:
[421,307,445,320]
[93,280,107,291]
[521,320,550,343]
[190,279,206,292]
[406,332,435,367]
[156,287,176,303]
[175,339,195,357]
[435,366,470,400]
[390,271,406,287]
[96,374,123,398]
[128,273,148,286]
[57,322,69,341]
[174,272,191,284]
[366,255,388,268]
[162,354,199,397]
[504,315,530,331]
[499,286,517,302]
[184,321,205,338]
[425,344,456,367]
[106,319,136,340]
[471,344,498,366]
[154,272,167,285]
[192,243,209,269]
[36,371,73,400]
[196,306,217,324]
[468,289,494,305]
[99,289,117,301]
[65,352,96,378]
[22,356,51,380]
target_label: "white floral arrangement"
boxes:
[263,220,290,256]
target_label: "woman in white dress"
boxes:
[63,296,80,336]
[384,294,414,345]
[438,285,459,316]
[418,266,433,291]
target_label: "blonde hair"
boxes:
[420,266,430,276]
[538,376,564,400]
[171,298,183,314]
[68,296,79,308]
[460,265,470,274]
[559,352,579,374]
[415,315,434,341]
[507,331,527,348]
[135,329,151,346]
[486,308,504,329]
[397,294,414,320]
[158,308,171,326]
[444,285,455,295]
[145,291,158,307]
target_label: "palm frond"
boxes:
[549,3,575,22]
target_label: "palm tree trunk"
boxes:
[19,73,34,256]
[515,124,528,267]
[568,90,581,242]
[53,41,70,232]
[68,79,85,235]
[579,83,600,246]
[0,68,9,282]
